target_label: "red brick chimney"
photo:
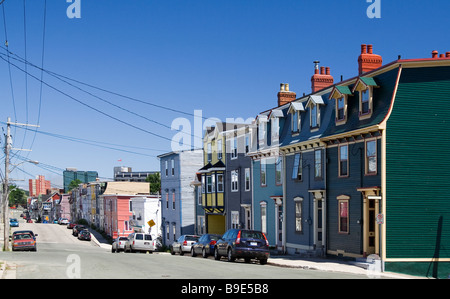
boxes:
[358,44,383,75]
[311,61,334,93]
[277,83,296,106]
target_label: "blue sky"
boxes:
[1,0,449,190]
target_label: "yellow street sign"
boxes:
[147,220,155,227]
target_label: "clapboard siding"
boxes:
[386,66,450,261]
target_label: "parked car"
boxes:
[214,229,269,265]
[124,233,154,253]
[111,236,128,253]
[12,232,37,251]
[67,222,77,229]
[72,225,86,236]
[78,230,91,241]
[9,218,19,227]
[191,234,221,258]
[170,235,199,255]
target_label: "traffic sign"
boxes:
[376,213,384,224]
[147,220,155,227]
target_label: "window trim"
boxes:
[335,95,348,125]
[275,156,282,186]
[294,197,303,233]
[292,153,302,181]
[244,168,251,191]
[260,159,267,187]
[359,86,373,119]
[337,195,350,234]
[365,139,377,175]
[231,170,239,192]
[314,149,323,180]
[338,144,349,178]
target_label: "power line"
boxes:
[0,54,175,142]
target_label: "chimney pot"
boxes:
[361,44,367,54]
[440,54,445,58]
[325,67,330,75]
[280,83,285,91]
[368,45,373,54]
[432,50,438,58]
[277,83,296,106]
[285,83,289,91]
[446,52,450,58]
[320,66,325,75]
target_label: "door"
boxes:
[367,198,376,255]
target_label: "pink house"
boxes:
[101,182,150,239]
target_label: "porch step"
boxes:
[350,255,381,270]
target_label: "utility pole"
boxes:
[2,117,11,251]
[2,117,39,251]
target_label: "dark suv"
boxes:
[214,229,269,265]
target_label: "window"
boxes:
[271,117,279,143]
[245,134,250,153]
[291,111,300,133]
[129,200,132,212]
[310,104,318,128]
[314,149,322,179]
[366,140,377,174]
[361,88,370,115]
[206,175,212,193]
[217,139,222,160]
[275,157,282,185]
[173,224,176,241]
[258,120,266,145]
[245,168,250,191]
[217,173,224,192]
[231,137,237,159]
[166,223,170,240]
[231,211,239,229]
[165,160,168,176]
[294,198,303,232]
[201,176,205,194]
[260,202,267,234]
[166,192,169,209]
[172,190,176,209]
[211,174,215,193]
[207,143,212,162]
[292,153,302,180]
[171,159,175,176]
[231,170,239,192]
[336,96,347,123]
[338,198,349,233]
[260,159,267,186]
[339,144,349,177]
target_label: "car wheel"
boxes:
[111,247,115,253]
[170,246,175,255]
[202,247,208,258]
[259,258,268,265]
[227,248,235,262]
[191,247,196,257]
[214,248,221,260]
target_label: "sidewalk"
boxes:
[267,253,425,279]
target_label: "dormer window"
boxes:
[288,102,304,135]
[329,85,352,126]
[307,95,324,131]
[352,77,378,120]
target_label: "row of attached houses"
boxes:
[69,181,161,240]
[160,44,450,278]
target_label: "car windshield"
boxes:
[119,237,128,241]
[10,218,17,222]
[14,233,32,240]
[210,235,219,240]
[241,231,265,239]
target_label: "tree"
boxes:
[146,173,161,195]
[68,179,83,191]
[8,185,27,207]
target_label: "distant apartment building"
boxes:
[113,166,158,182]
[29,175,51,197]
[63,168,98,192]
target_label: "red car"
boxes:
[67,222,77,229]
[12,232,37,251]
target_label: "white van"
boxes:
[124,233,154,253]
